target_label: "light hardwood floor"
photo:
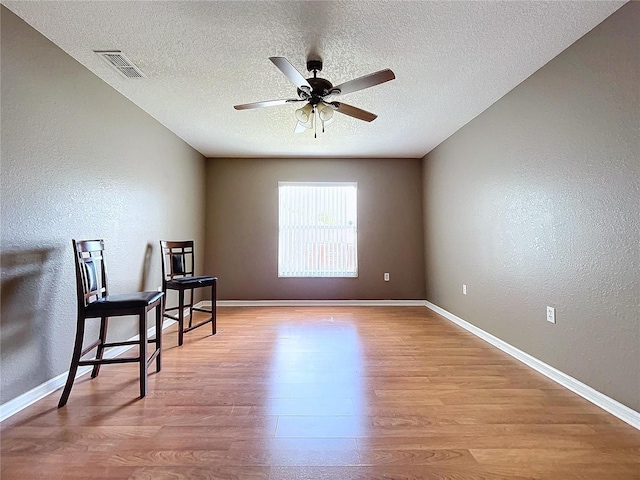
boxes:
[2,307,639,479]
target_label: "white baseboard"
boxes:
[210,300,427,307]
[0,318,176,423]
[425,301,640,430]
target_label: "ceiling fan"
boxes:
[234,57,395,137]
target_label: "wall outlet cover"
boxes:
[547,306,556,324]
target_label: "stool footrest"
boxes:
[103,339,157,348]
[79,356,141,366]
[77,345,160,367]
[184,317,213,333]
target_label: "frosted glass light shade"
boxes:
[318,103,334,122]
[295,103,313,123]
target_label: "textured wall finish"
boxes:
[205,158,425,300]
[422,2,639,411]
[0,7,206,404]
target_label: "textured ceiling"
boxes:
[3,1,624,158]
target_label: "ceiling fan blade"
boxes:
[331,69,395,96]
[294,121,307,133]
[269,57,312,92]
[334,102,378,122]
[234,98,303,110]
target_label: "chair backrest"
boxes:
[72,239,108,308]
[160,240,196,281]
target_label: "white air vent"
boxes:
[94,50,146,79]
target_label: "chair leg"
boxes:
[211,280,217,335]
[138,309,148,398]
[91,316,109,378]
[155,298,163,373]
[178,290,185,346]
[58,316,86,408]
[161,286,167,318]
[188,288,194,329]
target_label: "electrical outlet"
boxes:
[462,284,467,295]
[384,272,390,282]
[547,306,556,324]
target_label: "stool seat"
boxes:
[85,291,164,314]
[166,276,217,288]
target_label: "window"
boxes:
[278,182,358,278]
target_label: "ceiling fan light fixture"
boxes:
[318,103,334,122]
[295,103,313,123]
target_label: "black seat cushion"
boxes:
[166,276,217,288]
[86,291,163,314]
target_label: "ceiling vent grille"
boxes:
[94,50,146,79]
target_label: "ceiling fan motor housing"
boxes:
[298,77,333,104]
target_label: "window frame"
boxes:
[278,181,358,278]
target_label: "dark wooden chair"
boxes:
[160,240,217,346]
[58,239,164,408]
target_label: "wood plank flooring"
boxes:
[2,306,639,479]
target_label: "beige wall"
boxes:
[422,2,639,411]
[205,158,425,300]
[0,7,206,404]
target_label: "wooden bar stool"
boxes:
[58,239,164,408]
[160,240,217,346]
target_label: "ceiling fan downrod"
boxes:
[307,59,322,77]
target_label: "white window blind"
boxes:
[278,182,358,278]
